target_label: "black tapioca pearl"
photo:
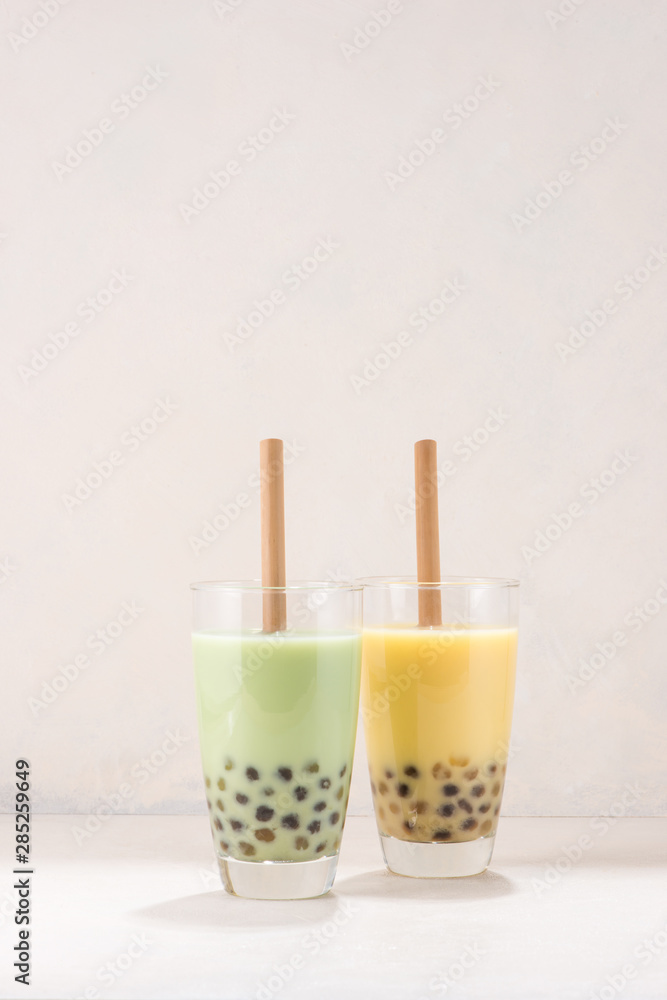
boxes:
[335,787,344,801]
[294,786,308,801]
[478,803,490,814]
[384,769,394,779]
[397,783,410,798]
[239,841,256,856]
[378,781,388,795]
[213,817,223,831]
[443,784,459,797]
[415,801,429,814]
[403,819,416,832]
[389,802,400,814]
[315,842,326,853]
[485,762,498,776]
[492,782,501,796]
[437,803,455,817]
[305,761,319,774]
[205,777,211,788]
[320,778,331,790]
[282,814,299,830]
[224,757,234,771]
[458,799,473,814]
[206,799,212,810]
[494,805,500,815]
[308,819,321,834]
[295,836,309,851]
[217,777,226,791]
[255,828,275,842]
[433,829,452,841]
[215,798,224,811]
[460,817,478,832]
[329,811,340,825]
[370,781,377,795]
[314,801,326,812]
[235,792,249,805]
[404,765,420,778]
[471,784,486,798]
[464,768,479,781]
[449,754,470,767]
[220,840,229,851]
[256,805,274,822]
[229,819,244,831]
[339,764,347,778]
[277,767,293,782]
[246,767,260,781]
[480,819,492,835]
[263,787,274,797]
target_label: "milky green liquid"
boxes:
[193,631,361,862]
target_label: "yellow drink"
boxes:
[362,625,517,845]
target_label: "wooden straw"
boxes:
[260,438,286,632]
[414,439,442,626]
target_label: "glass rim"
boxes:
[357,575,519,588]
[190,579,362,592]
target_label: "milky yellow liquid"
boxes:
[362,626,517,844]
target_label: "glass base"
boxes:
[217,853,338,899]
[381,834,495,878]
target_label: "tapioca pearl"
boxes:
[329,812,340,825]
[415,801,429,814]
[484,762,498,777]
[255,805,274,822]
[403,819,416,832]
[480,820,492,836]
[282,814,299,830]
[458,799,473,815]
[235,792,249,805]
[478,803,490,814]
[295,836,309,851]
[217,777,226,791]
[313,801,326,813]
[215,798,225,812]
[437,803,455,818]
[433,829,452,841]
[220,839,229,851]
[378,781,388,795]
[339,764,347,778]
[206,799,212,811]
[460,817,478,832]
[370,781,377,796]
[471,784,486,798]
[494,805,500,816]
[491,781,501,796]
[449,754,469,767]
[442,784,459,797]
[384,769,394,780]
[404,765,420,778]
[263,787,274,797]
[239,841,256,857]
[335,787,344,801]
[245,767,260,782]
[308,820,321,834]
[389,802,400,815]
[432,762,444,778]
[315,842,326,853]
[213,817,223,831]
[320,778,331,790]
[277,767,293,782]
[224,757,234,771]
[229,819,244,831]
[396,783,410,798]
[463,768,478,781]
[294,786,308,802]
[205,777,211,788]
[305,761,319,774]
[255,828,275,842]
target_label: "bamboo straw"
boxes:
[414,439,442,626]
[260,438,286,631]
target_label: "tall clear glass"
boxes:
[360,577,518,878]
[191,581,362,899]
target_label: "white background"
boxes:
[2,0,666,825]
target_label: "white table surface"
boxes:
[2,815,666,1000]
